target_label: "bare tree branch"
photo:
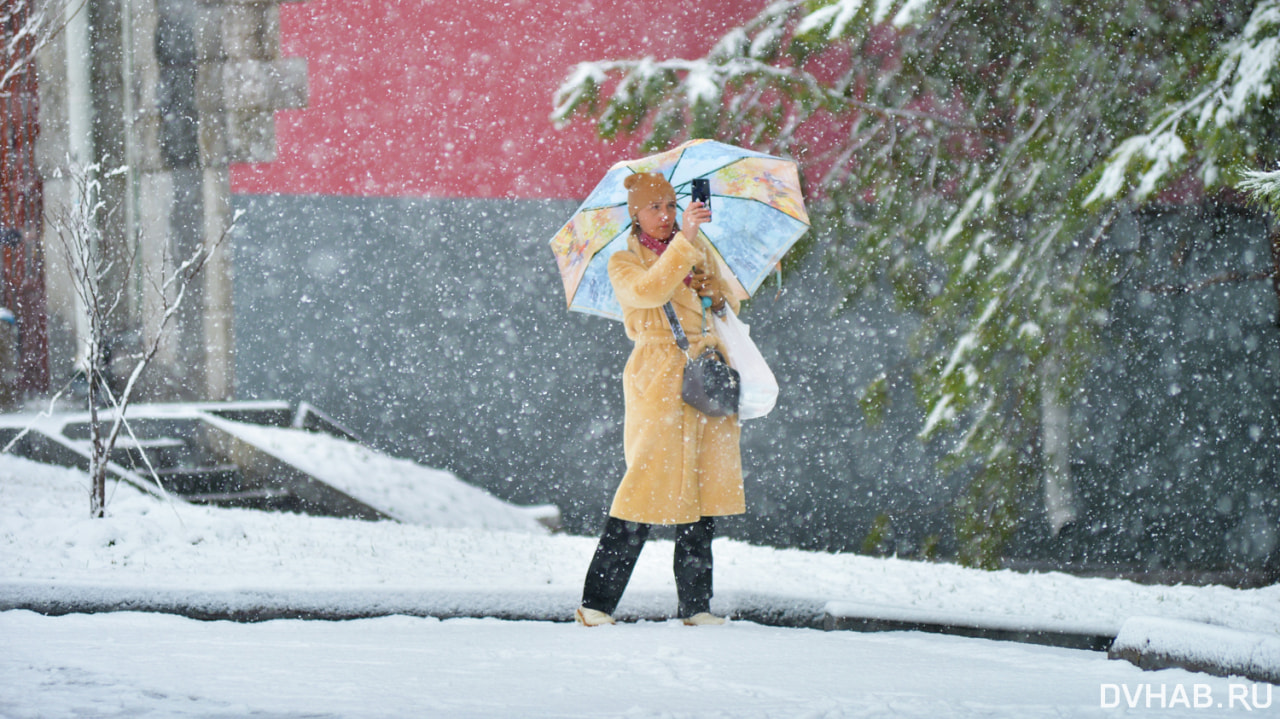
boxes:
[45,161,239,517]
[1146,269,1275,295]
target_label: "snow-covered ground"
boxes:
[2,432,1278,717]
[12,609,1277,718]
[204,415,555,532]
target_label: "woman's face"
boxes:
[635,197,678,239]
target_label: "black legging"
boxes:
[581,516,716,619]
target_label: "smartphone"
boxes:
[690,178,711,211]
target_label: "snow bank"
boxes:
[1111,617,1280,685]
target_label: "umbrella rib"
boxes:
[666,147,692,184]
[671,157,739,189]
[678,192,810,226]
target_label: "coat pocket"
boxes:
[624,345,682,400]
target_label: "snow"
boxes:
[917,391,954,440]
[1084,133,1165,206]
[683,62,721,106]
[1088,0,1280,205]
[1238,167,1280,207]
[794,0,901,39]
[796,3,846,39]
[893,0,933,28]
[2,452,1278,716]
[826,600,1115,638]
[930,179,996,252]
[748,25,780,60]
[10,610,1265,719]
[1211,0,1280,127]
[941,333,977,381]
[204,417,549,532]
[550,62,608,126]
[1113,617,1280,685]
[826,1,863,40]
[711,27,750,60]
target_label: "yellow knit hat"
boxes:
[625,172,676,219]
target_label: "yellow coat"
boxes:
[606,231,745,525]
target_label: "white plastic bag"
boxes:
[711,308,778,420]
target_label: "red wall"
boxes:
[230,0,766,201]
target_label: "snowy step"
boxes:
[3,400,552,527]
[108,437,189,468]
[148,465,303,512]
[109,437,187,450]
[150,465,245,495]
[182,487,294,506]
[823,600,1118,651]
[67,436,184,455]
[63,436,194,471]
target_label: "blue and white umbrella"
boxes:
[549,139,810,321]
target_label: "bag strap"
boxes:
[662,302,691,353]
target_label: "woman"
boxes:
[575,172,744,627]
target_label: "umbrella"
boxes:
[548,139,810,321]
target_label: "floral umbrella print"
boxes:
[549,139,810,321]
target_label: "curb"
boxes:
[5,582,1276,685]
[1110,617,1280,686]
[823,601,1117,652]
[0,582,826,627]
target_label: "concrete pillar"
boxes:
[37,0,305,403]
[193,0,308,400]
[202,165,234,400]
[36,0,96,384]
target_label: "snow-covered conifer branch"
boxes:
[1238,169,1280,212]
[795,0,935,40]
[1084,0,1280,207]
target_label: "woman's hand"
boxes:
[690,266,726,313]
[682,201,711,241]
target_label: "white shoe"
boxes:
[681,612,727,626]
[575,606,616,626]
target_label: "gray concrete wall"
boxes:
[230,194,950,549]
[1021,206,1280,575]
[231,193,1280,576]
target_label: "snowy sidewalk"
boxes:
[13,609,1277,718]
[8,581,1277,684]
[4,452,1279,688]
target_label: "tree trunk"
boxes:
[1040,353,1077,536]
[89,368,105,518]
[1270,219,1280,329]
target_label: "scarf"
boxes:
[637,230,693,287]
